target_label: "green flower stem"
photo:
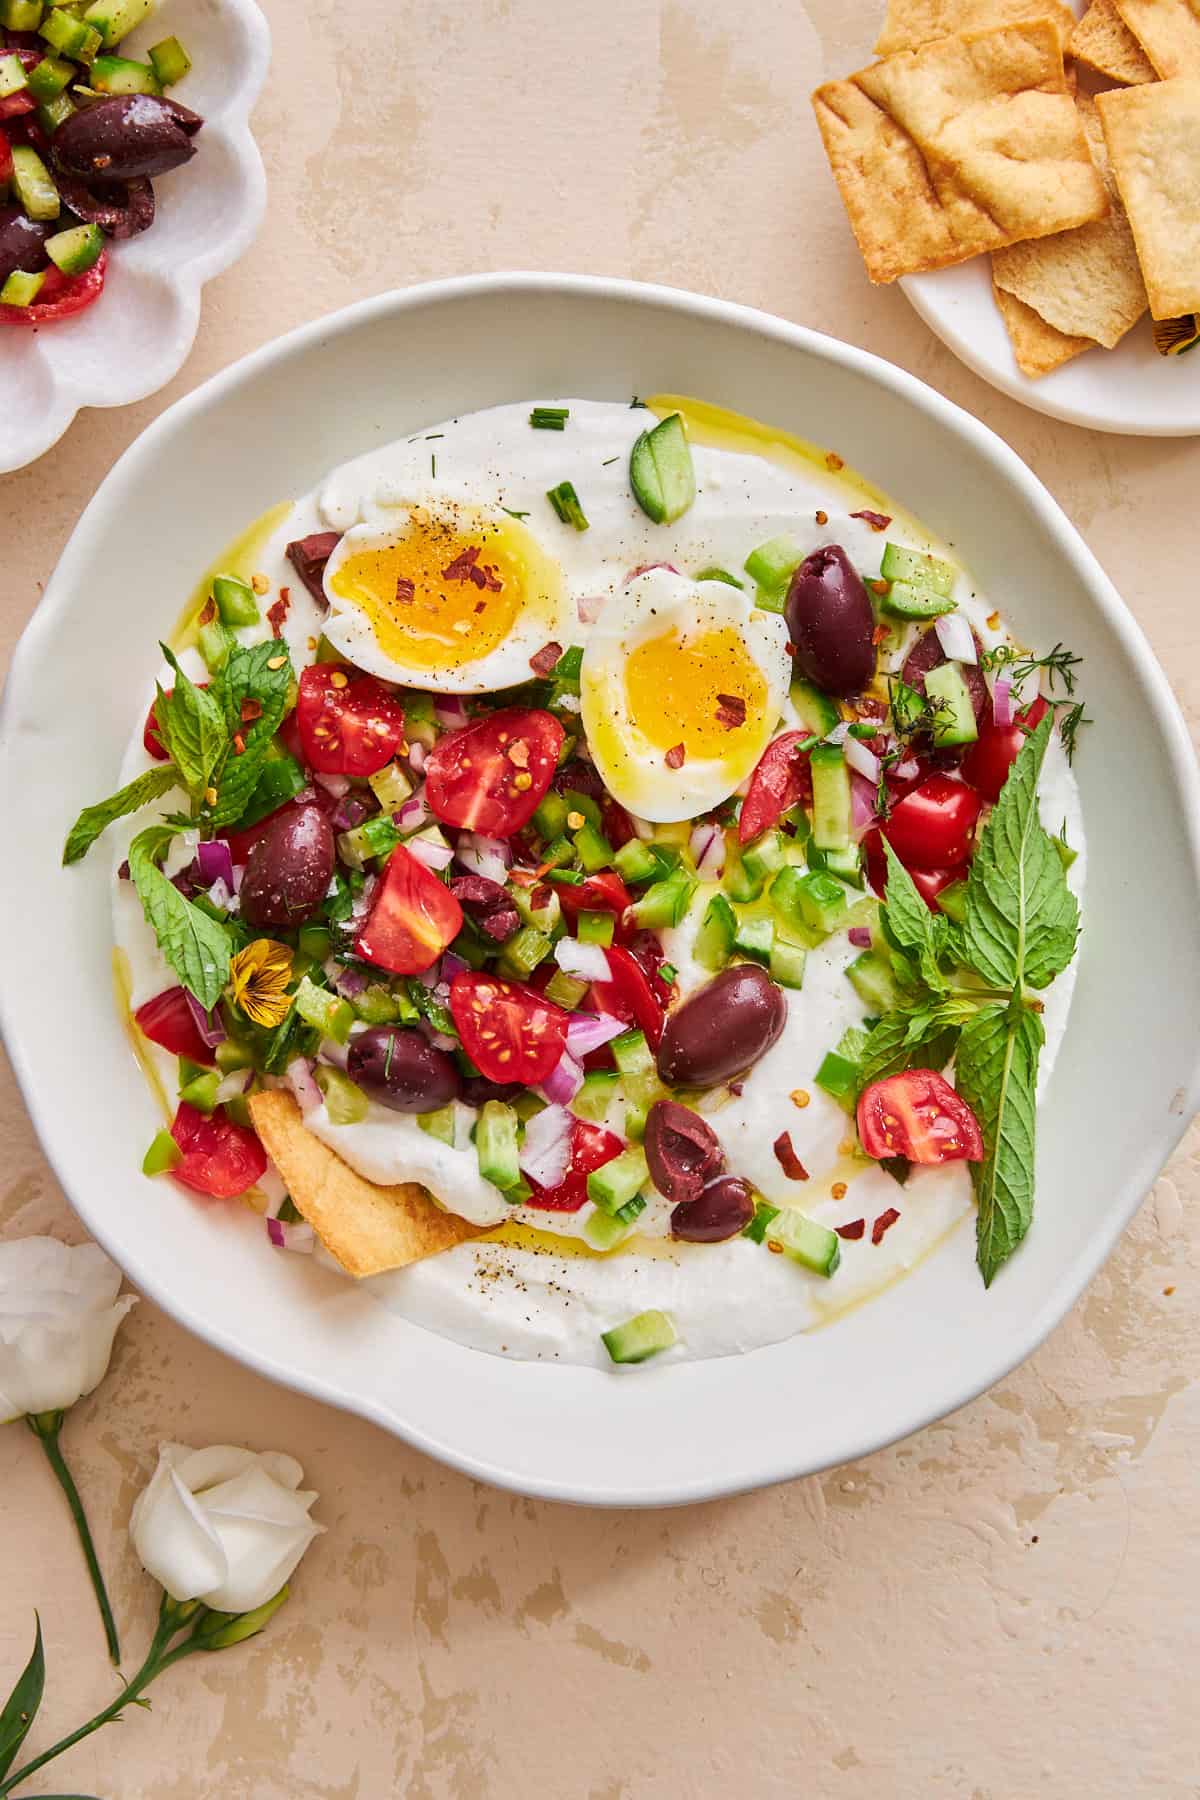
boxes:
[26,1411,121,1667]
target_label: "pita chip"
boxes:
[992,282,1094,376]
[1114,0,1200,77]
[1097,79,1200,318]
[1069,0,1158,81]
[874,0,1074,55]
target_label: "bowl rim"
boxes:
[5,271,1200,1505]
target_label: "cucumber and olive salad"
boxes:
[65,398,1088,1369]
[0,0,201,324]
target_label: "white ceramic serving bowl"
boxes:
[3,274,1198,1506]
[0,0,269,474]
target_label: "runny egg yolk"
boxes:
[327,509,559,672]
[623,625,768,757]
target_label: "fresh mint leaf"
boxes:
[62,764,180,866]
[0,1612,44,1779]
[206,642,295,829]
[961,711,1079,992]
[881,842,949,992]
[856,1001,968,1091]
[956,999,1045,1285]
[155,646,227,798]
[128,825,231,1010]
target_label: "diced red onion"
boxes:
[848,926,873,948]
[554,938,611,982]
[577,593,605,624]
[314,771,351,799]
[347,873,378,931]
[420,1023,457,1053]
[625,562,681,583]
[266,1217,316,1254]
[434,698,468,729]
[441,952,468,982]
[207,877,234,911]
[540,1052,585,1109]
[519,1098,575,1182]
[934,612,978,665]
[332,793,373,832]
[991,674,1014,728]
[689,823,725,880]
[565,1011,626,1059]
[319,1040,350,1071]
[397,787,431,832]
[407,835,454,872]
[215,1070,251,1106]
[894,757,921,782]
[231,865,244,895]
[630,813,655,841]
[287,1057,322,1116]
[184,989,226,1049]
[455,833,511,884]
[408,741,427,773]
[334,966,368,998]
[844,737,881,784]
[850,773,878,835]
[415,960,441,989]
[196,839,234,890]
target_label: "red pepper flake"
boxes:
[665,743,686,770]
[395,576,416,604]
[529,640,562,676]
[715,692,747,730]
[815,509,828,526]
[871,1207,901,1246]
[870,578,890,596]
[728,1081,744,1097]
[773,1131,809,1180]
[850,509,893,532]
[232,731,246,756]
[267,588,291,638]
[442,545,503,591]
[835,1219,865,1241]
[240,698,263,724]
[825,452,844,472]
[872,624,890,645]
[198,597,217,627]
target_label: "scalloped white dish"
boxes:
[0,0,269,474]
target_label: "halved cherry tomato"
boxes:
[857,1070,983,1165]
[449,970,570,1085]
[278,705,306,767]
[143,681,211,761]
[355,845,463,975]
[0,252,107,326]
[134,987,216,1066]
[426,707,564,836]
[170,1102,267,1198]
[525,1119,625,1212]
[295,664,407,777]
[881,775,982,871]
[0,128,12,188]
[961,696,1049,804]
[589,943,667,1049]
[0,92,34,120]
[601,796,636,850]
[739,730,813,845]
[556,870,632,929]
[864,832,965,914]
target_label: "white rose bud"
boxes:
[0,1237,136,1422]
[130,1444,323,1613]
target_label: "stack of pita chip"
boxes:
[812,0,1200,377]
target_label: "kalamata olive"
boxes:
[449,874,519,942]
[55,172,155,240]
[286,532,341,604]
[671,1175,755,1243]
[656,965,787,1089]
[0,206,52,287]
[239,806,335,928]
[785,544,876,698]
[901,625,989,722]
[53,95,201,183]
[347,1026,462,1113]
[644,1100,725,1204]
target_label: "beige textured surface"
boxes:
[1,2,1198,1795]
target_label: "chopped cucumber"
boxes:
[40,8,101,59]
[418,1104,457,1146]
[10,145,59,222]
[314,1066,369,1125]
[512,881,560,934]
[0,269,46,307]
[293,975,354,1044]
[142,1128,182,1176]
[723,835,764,904]
[476,1100,521,1193]
[83,0,153,47]
[544,969,588,1010]
[573,820,613,873]
[37,90,75,133]
[765,1209,841,1277]
[91,53,161,94]
[880,542,956,597]
[148,34,191,85]
[769,936,807,990]
[573,1069,619,1123]
[816,1049,860,1110]
[776,866,847,935]
[628,413,695,525]
[214,1038,254,1073]
[613,836,658,885]
[742,1199,780,1244]
[45,222,104,276]
[601,1308,677,1364]
[585,1201,644,1252]
[611,1028,661,1142]
[810,743,851,851]
[367,761,412,812]
[0,0,43,30]
[881,579,957,621]
[577,909,615,947]
[846,950,907,1015]
[693,892,736,972]
[789,678,840,737]
[179,1068,220,1114]
[587,1145,649,1215]
[733,914,774,966]
[0,52,28,98]
[741,826,786,887]
[353,984,402,1025]
[925,662,979,747]
[806,842,863,888]
[26,54,74,100]
[744,533,802,609]
[631,865,695,930]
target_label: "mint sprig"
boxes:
[879,840,949,993]
[955,999,1046,1284]
[62,765,180,867]
[128,825,231,1010]
[205,641,294,829]
[154,646,228,799]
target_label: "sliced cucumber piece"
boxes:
[149,34,191,85]
[476,1100,521,1193]
[10,145,59,222]
[924,662,979,747]
[46,222,105,279]
[212,573,259,628]
[628,413,695,525]
[806,842,863,888]
[693,892,736,972]
[91,52,161,94]
[26,54,75,101]
[694,565,743,588]
[881,579,957,621]
[544,969,588,1010]
[293,975,355,1044]
[0,52,28,98]
[611,1028,663,1142]
[744,533,802,610]
[789,678,840,737]
[786,868,848,935]
[601,1308,677,1364]
[880,542,956,597]
[500,922,553,978]
[769,936,807,990]
[585,1201,644,1252]
[741,826,786,887]
[846,949,907,1015]
[314,1066,369,1125]
[0,268,46,307]
[765,1209,841,1277]
[573,1070,620,1123]
[142,1128,182,1176]
[40,8,102,59]
[815,1048,859,1111]
[613,836,658,885]
[577,909,615,947]
[888,677,926,734]
[630,866,695,930]
[37,90,75,133]
[733,913,773,966]
[418,1104,457,1146]
[810,743,851,851]
[197,616,235,674]
[723,836,765,904]
[83,0,153,47]
[0,1,43,30]
[587,1145,649,1215]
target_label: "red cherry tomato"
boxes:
[0,127,11,187]
[278,705,306,767]
[961,696,1049,804]
[295,664,407,777]
[589,944,666,1049]
[864,830,966,914]
[556,870,632,929]
[426,707,564,836]
[170,1102,267,1199]
[881,775,982,871]
[449,970,570,1085]
[0,252,107,326]
[143,681,211,761]
[355,845,463,975]
[0,92,34,120]
[134,987,216,1066]
[857,1070,984,1165]
[601,797,636,850]
[738,730,813,845]
[525,1120,625,1212]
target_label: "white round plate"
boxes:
[3,275,1199,1505]
[0,0,269,474]
[903,260,1200,437]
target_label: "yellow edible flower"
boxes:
[228,939,294,1028]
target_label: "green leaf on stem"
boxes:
[61,765,180,867]
[154,647,228,799]
[204,642,295,829]
[128,825,231,1011]
[956,998,1045,1285]
[0,1615,44,1781]
[880,841,949,993]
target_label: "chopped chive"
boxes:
[602,455,619,466]
[847,721,880,739]
[742,1200,780,1245]
[659,961,677,983]
[695,566,744,589]
[530,406,569,429]
[547,481,589,531]
[501,505,530,520]
[431,453,437,477]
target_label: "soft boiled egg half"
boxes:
[321,500,570,693]
[580,568,791,822]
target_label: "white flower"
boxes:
[130,1443,323,1613]
[0,1237,136,1423]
